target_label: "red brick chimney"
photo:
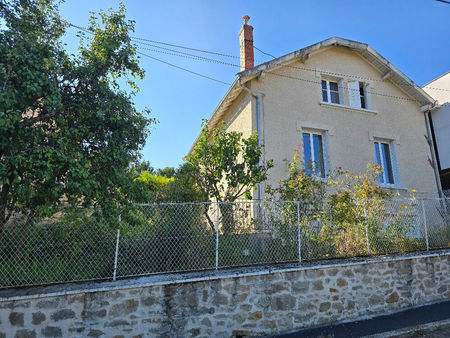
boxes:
[239,15,254,71]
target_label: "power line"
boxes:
[137,51,231,85]
[254,45,276,59]
[67,22,450,93]
[435,0,450,4]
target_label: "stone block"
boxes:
[109,299,139,318]
[336,278,347,287]
[292,281,309,293]
[272,294,296,311]
[14,330,36,338]
[213,293,228,306]
[82,309,107,320]
[50,309,75,321]
[386,292,399,304]
[312,280,324,291]
[319,302,331,312]
[200,317,212,327]
[249,311,262,321]
[32,312,46,325]
[87,330,105,337]
[10,312,24,326]
[41,326,62,337]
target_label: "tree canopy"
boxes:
[186,121,272,202]
[0,0,153,230]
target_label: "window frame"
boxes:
[359,82,367,109]
[321,79,341,105]
[374,140,395,186]
[302,131,327,178]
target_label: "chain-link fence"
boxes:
[0,198,449,289]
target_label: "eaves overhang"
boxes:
[186,37,437,158]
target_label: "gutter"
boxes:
[238,77,263,201]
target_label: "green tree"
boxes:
[156,166,176,178]
[186,122,272,232]
[186,121,272,202]
[0,0,153,231]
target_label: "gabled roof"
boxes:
[187,37,436,156]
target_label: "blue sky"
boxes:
[60,0,450,170]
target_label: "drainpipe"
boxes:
[424,110,444,199]
[238,77,263,201]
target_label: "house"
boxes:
[188,16,441,199]
[422,72,450,193]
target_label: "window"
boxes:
[359,82,367,109]
[321,80,340,104]
[348,81,368,109]
[303,132,325,178]
[374,141,394,185]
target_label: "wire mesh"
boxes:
[0,198,448,289]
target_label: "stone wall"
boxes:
[1,251,449,337]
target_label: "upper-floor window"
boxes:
[348,81,368,109]
[303,131,326,178]
[321,80,340,104]
[374,141,394,185]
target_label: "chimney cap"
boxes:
[242,15,250,25]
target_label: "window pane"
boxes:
[330,91,340,104]
[359,82,367,109]
[374,142,384,184]
[329,82,338,91]
[329,82,340,104]
[322,89,328,102]
[313,134,325,177]
[382,143,394,184]
[321,80,328,102]
[303,133,312,176]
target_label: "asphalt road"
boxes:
[269,300,450,338]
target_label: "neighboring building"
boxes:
[422,72,450,192]
[188,16,440,198]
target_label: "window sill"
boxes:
[380,185,408,191]
[319,101,377,115]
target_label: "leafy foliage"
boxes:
[0,0,153,230]
[186,121,273,202]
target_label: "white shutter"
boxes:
[348,81,361,108]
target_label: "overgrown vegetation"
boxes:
[0,0,153,232]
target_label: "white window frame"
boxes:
[359,82,368,109]
[374,139,399,187]
[302,130,328,178]
[321,79,343,105]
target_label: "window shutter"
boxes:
[348,81,361,108]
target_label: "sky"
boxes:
[59,0,450,170]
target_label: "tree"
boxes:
[156,166,176,179]
[186,122,272,232]
[186,121,272,202]
[0,0,153,231]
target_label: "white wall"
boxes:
[423,72,450,170]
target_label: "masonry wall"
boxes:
[1,252,449,337]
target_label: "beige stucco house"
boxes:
[189,17,440,199]
[422,71,450,192]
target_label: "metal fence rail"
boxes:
[0,198,449,289]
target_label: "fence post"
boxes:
[113,228,120,281]
[296,201,301,263]
[363,207,371,255]
[215,202,220,270]
[421,199,430,251]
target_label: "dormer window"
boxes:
[321,80,340,104]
